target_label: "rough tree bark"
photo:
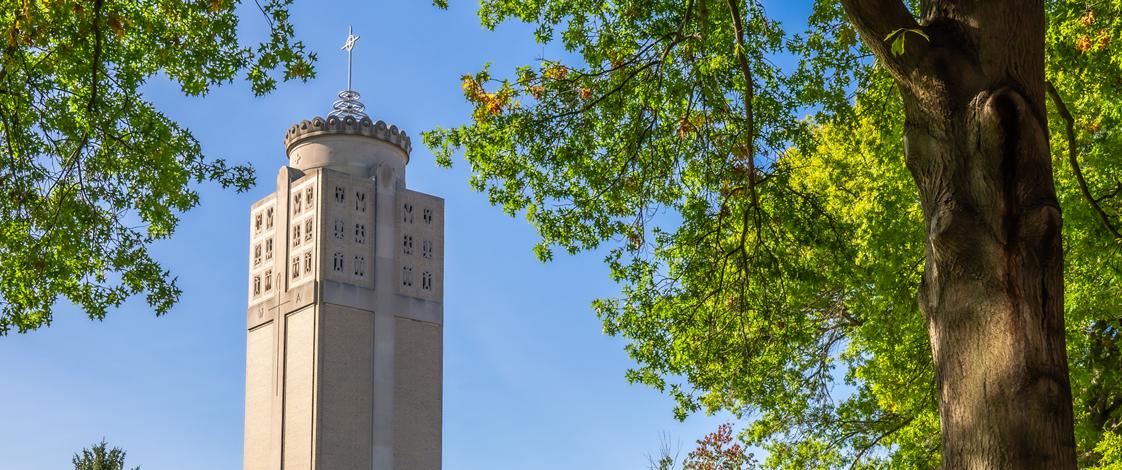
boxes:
[838,0,1077,468]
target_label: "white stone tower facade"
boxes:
[244,115,443,469]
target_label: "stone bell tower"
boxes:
[243,27,443,470]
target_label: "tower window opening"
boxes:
[266,207,274,228]
[293,225,301,247]
[423,208,432,224]
[422,240,433,259]
[253,244,262,266]
[403,235,414,255]
[355,224,366,244]
[264,270,273,292]
[304,220,314,242]
[333,252,344,272]
[334,220,345,239]
[253,275,261,296]
[422,271,432,291]
[356,192,366,212]
[292,256,301,279]
[403,203,413,223]
[354,256,366,277]
[305,186,314,209]
[335,186,345,203]
[293,193,302,215]
[254,213,263,234]
[265,238,273,260]
[304,252,313,274]
[402,266,413,287]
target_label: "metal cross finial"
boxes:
[341,25,360,91]
[329,25,368,119]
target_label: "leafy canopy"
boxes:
[0,0,314,333]
[427,0,1122,467]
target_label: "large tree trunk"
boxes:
[840,1,1077,467]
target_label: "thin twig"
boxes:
[1045,81,1121,239]
[848,415,915,470]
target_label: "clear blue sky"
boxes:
[0,2,813,468]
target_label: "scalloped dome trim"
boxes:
[284,115,412,156]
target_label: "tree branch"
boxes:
[89,0,104,112]
[838,0,923,85]
[725,0,761,232]
[1045,81,1122,239]
[848,415,916,470]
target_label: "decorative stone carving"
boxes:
[353,255,366,278]
[355,191,367,213]
[247,198,276,306]
[355,223,366,245]
[319,169,375,289]
[396,189,443,302]
[288,179,318,289]
[333,252,344,272]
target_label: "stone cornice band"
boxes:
[284,115,412,162]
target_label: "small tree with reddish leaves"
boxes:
[683,424,756,470]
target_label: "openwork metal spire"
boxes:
[329,25,368,119]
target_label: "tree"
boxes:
[72,439,139,470]
[684,423,756,470]
[0,0,315,334]
[426,0,1122,467]
[649,424,757,470]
